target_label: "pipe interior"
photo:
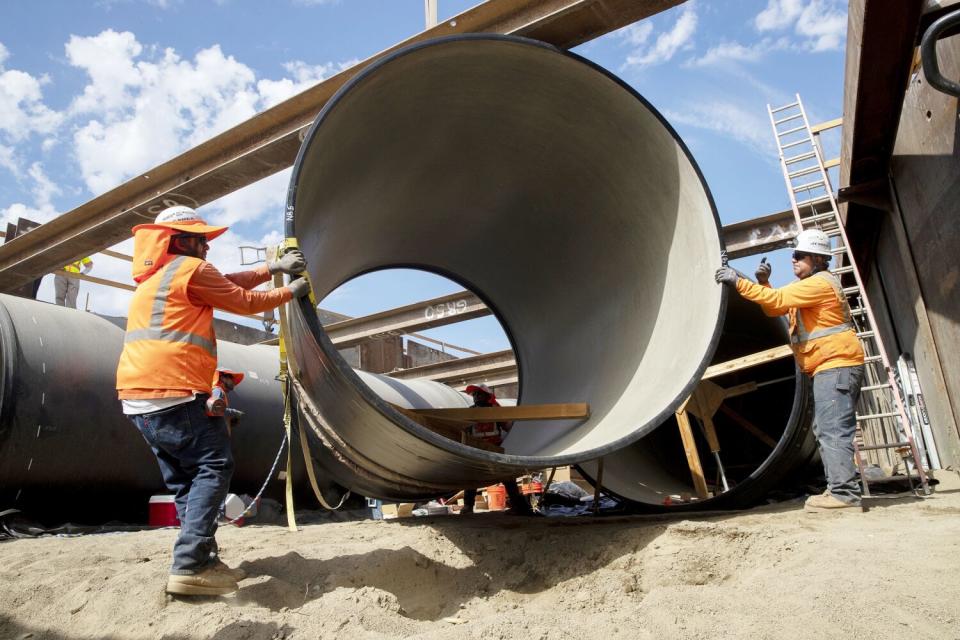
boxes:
[578,291,810,506]
[292,36,724,461]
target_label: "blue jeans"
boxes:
[811,365,865,505]
[130,396,235,574]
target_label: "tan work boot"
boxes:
[804,492,859,512]
[166,564,239,596]
[213,559,247,582]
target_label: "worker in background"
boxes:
[116,205,310,596]
[460,383,533,515]
[55,256,93,308]
[207,369,245,437]
[715,229,866,511]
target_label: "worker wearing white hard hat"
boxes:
[117,205,311,596]
[715,228,865,512]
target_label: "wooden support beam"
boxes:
[675,403,709,499]
[810,117,843,134]
[702,345,794,380]
[390,404,503,453]
[410,403,589,422]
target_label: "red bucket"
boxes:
[485,484,507,511]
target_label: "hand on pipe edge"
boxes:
[269,249,307,275]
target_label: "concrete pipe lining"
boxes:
[285,35,726,499]
[578,291,816,510]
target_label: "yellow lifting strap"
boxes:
[273,239,349,532]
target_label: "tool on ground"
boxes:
[768,94,931,497]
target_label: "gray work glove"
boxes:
[287,277,311,299]
[755,257,771,285]
[715,266,739,287]
[268,249,307,275]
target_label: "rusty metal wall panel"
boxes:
[888,33,960,465]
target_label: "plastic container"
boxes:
[148,495,180,527]
[521,481,544,495]
[485,484,507,511]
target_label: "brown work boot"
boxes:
[804,492,859,512]
[212,559,247,582]
[166,564,239,596]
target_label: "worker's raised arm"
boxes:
[188,262,291,314]
[736,276,831,316]
[222,263,272,290]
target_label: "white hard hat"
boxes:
[132,205,228,240]
[155,205,201,225]
[794,229,832,257]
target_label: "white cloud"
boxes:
[0,144,18,176]
[665,100,776,158]
[623,5,698,68]
[612,22,654,47]
[257,58,357,109]
[0,42,8,66]
[755,0,804,31]
[65,30,353,201]
[755,0,846,52]
[0,58,62,142]
[0,162,61,227]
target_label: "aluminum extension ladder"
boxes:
[766,94,930,497]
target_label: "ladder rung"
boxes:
[842,286,860,295]
[796,194,832,207]
[850,308,866,316]
[792,179,826,192]
[800,211,837,223]
[775,114,803,126]
[857,411,900,421]
[856,330,875,339]
[778,125,808,137]
[781,139,810,150]
[833,265,855,275]
[863,356,884,365]
[788,165,821,179]
[831,246,848,255]
[857,441,910,452]
[784,151,816,164]
[771,101,800,113]
[861,383,892,392]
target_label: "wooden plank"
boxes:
[810,117,842,134]
[410,403,589,422]
[702,345,794,380]
[823,157,840,170]
[390,405,503,453]
[676,408,708,499]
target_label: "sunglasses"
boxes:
[174,233,208,245]
[792,251,812,261]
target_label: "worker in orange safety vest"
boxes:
[116,205,311,596]
[715,228,865,512]
[460,383,534,516]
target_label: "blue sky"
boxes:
[0,0,847,353]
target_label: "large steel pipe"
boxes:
[0,294,471,517]
[578,292,816,509]
[285,35,726,500]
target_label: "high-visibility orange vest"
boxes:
[788,271,864,375]
[116,255,218,399]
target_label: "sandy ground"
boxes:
[2,479,960,640]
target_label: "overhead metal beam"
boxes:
[324,290,488,349]
[0,0,685,293]
[387,348,517,386]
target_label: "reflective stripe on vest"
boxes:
[122,256,217,358]
[790,271,854,346]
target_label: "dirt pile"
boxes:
[2,485,960,639]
